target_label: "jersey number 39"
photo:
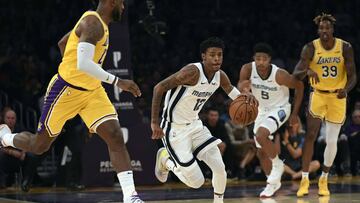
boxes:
[322,65,337,78]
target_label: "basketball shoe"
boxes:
[267,159,284,184]
[155,147,170,183]
[260,182,281,198]
[0,124,11,148]
[318,176,330,196]
[297,177,309,197]
[123,193,144,203]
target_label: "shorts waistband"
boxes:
[57,74,89,91]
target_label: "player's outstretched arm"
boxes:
[151,65,199,139]
[237,63,252,93]
[293,43,314,81]
[58,31,71,57]
[75,15,141,97]
[276,69,304,126]
[338,42,357,99]
[221,69,258,106]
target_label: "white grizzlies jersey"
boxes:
[250,62,290,114]
[161,62,220,125]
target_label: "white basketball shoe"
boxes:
[0,124,11,147]
[123,194,144,203]
[154,147,170,183]
[260,182,281,198]
[267,159,284,184]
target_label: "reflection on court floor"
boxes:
[0,177,359,202]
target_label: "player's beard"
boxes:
[112,7,122,22]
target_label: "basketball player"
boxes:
[294,13,357,197]
[237,43,304,197]
[151,37,257,203]
[0,0,144,202]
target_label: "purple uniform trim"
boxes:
[37,77,67,135]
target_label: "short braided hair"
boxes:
[313,13,336,25]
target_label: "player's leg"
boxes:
[257,148,271,176]
[0,124,56,155]
[157,122,205,189]
[322,121,342,173]
[96,120,143,202]
[309,160,321,174]
[1,75,79,154]
[297,113,321,197]
[255,109,289,198]
[297,92,324,197]
[191,123,225,202]
[255,129,284,187]
[197,146,227,202]
[301,114,322,172]
[318,96,345,196]
[80,87,142,203]
[156,147,205,188]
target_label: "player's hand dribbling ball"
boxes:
[229,95,258,126]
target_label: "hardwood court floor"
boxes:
[0,176,360,202]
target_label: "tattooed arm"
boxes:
[338,42,357,99]
[151,65,199,139]
[293,43,315,81]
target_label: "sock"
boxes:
[271,155,281,164]
[165,158,175,171]
[2,133,16,147]
[302,172,309,179]
[117,171,136,200]
[321,171,329,179]
[214,193,224,200]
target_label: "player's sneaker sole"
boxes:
[259,182,281,198]
[154,147,169,183]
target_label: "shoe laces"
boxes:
[130,195,144,203]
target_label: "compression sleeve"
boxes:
[77,42,117,85]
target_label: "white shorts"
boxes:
[161,119,221,168]
[253,104,291,148]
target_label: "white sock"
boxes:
[117,171,136,200]
[302,172,309,179]
[271,155,281,165]
[165,158,175,171]
[321,171,329,179]
[214,193,224,200]
[2,133,16,147]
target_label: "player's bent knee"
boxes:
[105,127,125,145]
[181,166,205,188]
[188,175,205,189]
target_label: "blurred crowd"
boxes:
[0,0,359,189]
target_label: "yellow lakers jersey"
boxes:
[58,11,109,90]
[309,38,347,91]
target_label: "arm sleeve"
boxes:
[77,42,117,84]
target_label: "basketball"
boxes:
[229,95,258,126]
